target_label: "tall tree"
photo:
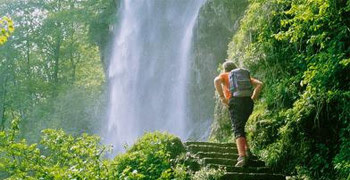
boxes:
[0,0,107,140]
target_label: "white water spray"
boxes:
[105,0,205,153]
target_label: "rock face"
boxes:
[187,0,249,140]
[185,142,286,180]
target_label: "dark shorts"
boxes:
[228,97,254,138]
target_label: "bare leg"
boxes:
[236,137,247,157]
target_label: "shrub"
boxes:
[0,119,111,179]
[1,120,193,180]
[111,131,188,179]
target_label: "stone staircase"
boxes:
[185,142,286,180]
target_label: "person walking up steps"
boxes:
[214,61,263,167]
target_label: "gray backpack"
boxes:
[229,68,252,97]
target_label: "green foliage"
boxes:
[333,95,350,179]
[111,131,189,180]
[1,123,198,180]
[128,131,185,159]
[192,166,225,180]
[0,1,113,177]
[1,119,111,179]
[0,16,13,45]
[0,0,106,140]
[212,0,350,179]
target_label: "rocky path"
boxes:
[185,142,286,180]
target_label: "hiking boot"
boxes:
[235,156,246,167]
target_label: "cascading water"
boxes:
[105,0,205,153]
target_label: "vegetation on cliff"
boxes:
[212,0,350,179]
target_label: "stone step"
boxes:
[203,158,266,167]
[185,142,286,180]
[203,157,236,166]
[187,144,237,154]
[221,172,286,180]
[207,164,273,173]
[196,152,239,159]
[185,141,236,147]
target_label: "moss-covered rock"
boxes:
[209,96,233,142]
[188,0,248,139]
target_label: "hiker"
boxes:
[214,61,263,167]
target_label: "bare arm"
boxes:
[250,77,263,101]
[214,76,228,106]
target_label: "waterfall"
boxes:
[105,0,205,153]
